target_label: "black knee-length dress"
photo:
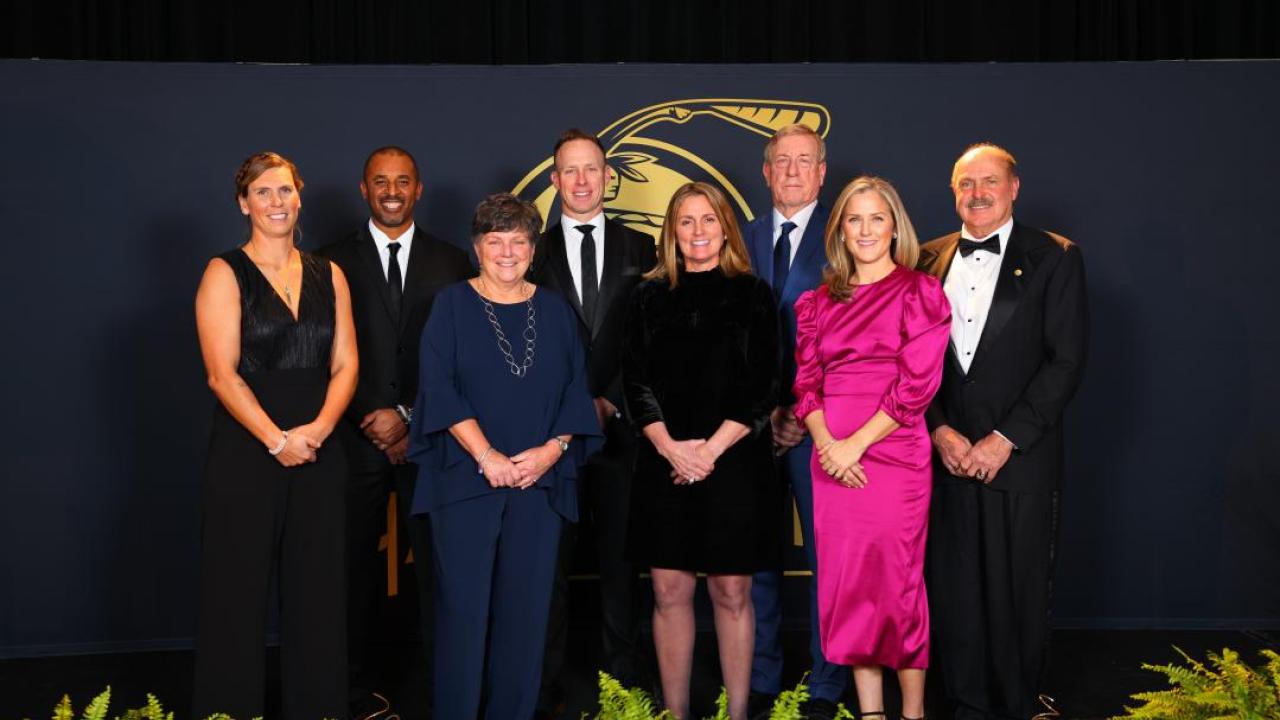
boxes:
[622,267,783,575]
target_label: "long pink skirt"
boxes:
[811,390,932,669]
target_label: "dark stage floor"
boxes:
[3,628,1277,719]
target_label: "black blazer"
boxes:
[918,221,1089,493]
[318,225,474,470]
[529,218,656,410]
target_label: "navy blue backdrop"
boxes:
[1,59,1277,658]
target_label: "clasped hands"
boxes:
[479,441,564,490]
[818,437,869,489]
[272,421,329,467]
[361,408,409,464]
[660,438,719,485]
[932,426,1013,483]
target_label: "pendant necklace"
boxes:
[249,244,297,309]
[477,278,537,377]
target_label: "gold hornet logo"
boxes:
[513,99,832,238]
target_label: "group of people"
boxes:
[191,124,1088,720]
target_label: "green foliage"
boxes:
[52,694,74,720]
[1114,646,1280,720]
[83,687,112,720]
[592,672,855,720]
[594,671,674,720]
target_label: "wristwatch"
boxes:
[550,437,569,453]
[395,404,413,426]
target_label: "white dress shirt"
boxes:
[943,217,1013,374]
[368,220,415,289]
[771,200,818,267]
[561,212,606,302]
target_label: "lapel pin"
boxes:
[1013,268,1023,277]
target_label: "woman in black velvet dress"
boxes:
[623,181,782,720]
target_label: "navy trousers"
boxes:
[430,489,563,720]
[750,438,848,702]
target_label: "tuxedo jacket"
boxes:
[318,225,475,470]
[530,218,656,413]
[745,203,830,405]
[918,221,1089,493]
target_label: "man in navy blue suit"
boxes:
[745,124,847,720]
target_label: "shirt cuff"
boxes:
[993,429,1018,450]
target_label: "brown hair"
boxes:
[822,176,920,302]
[553,128,607,170]
[233,151,303,201]
[471,192,543,245]
[645,182,752,289]
[763,123,827,164]
[950,142,1018,188]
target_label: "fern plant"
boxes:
[595,671,674,720]
[592,672,856,720]
[1113,646,1280,720]
[37,687,175,720]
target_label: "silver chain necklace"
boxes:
[478,281,537,377]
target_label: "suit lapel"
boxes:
[750,219,774,284]
[397,227,429,334]
[544,224,588,328]
[785,205,827,296]
[969,224,1031,372]
[921,233,964,375]
[355,227,398,325]
[591,221,626,338]
[922,233,961,283]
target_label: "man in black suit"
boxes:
[318,146,473,719]
[530,129,656,716]
[919,143,1088,720]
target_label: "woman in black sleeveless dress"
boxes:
[192,152,358,720]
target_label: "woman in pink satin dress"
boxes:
[792,176,951,720]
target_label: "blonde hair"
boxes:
[645,182,752,289]
[822,176,920,302]
[763,123,827,164]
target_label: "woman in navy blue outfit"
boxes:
[408,193,601,719]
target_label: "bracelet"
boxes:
[395,404,412,426]
[268,431,289,456]
[476,446,494,474]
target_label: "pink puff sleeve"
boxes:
[879,273,952,426]
[791,288,825,422]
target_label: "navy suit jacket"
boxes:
[746,203,830,405]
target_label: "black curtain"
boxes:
[3,0,1277,64]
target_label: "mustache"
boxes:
[376,194,406,204]
[966,197,994,209]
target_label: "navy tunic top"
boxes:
[408,282,602,521]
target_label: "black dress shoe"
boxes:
[748,690,778,720]
[803,697,841,720]
[350,691,392,720]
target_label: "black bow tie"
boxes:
[958,235,1001,257]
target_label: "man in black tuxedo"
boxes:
[318,146,473,719]
[530,129,656,716]
[919,143,1088,720]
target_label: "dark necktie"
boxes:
[959,234,1001,257]
[772,221,797,297]
[387,242,403,316]
[577,225,598,328]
